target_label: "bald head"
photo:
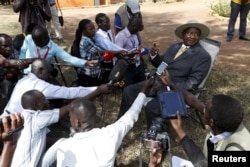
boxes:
[70,99,96,132]
[32,25,50,47]
[21,90,46,110]
[31,59,52,81]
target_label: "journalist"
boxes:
[149,70,250,167]
[40,77,154,167]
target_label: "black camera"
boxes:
[141,117,170,151]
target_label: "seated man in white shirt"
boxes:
[2,59,111,117]
[11,87,111,167]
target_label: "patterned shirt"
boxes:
[77,36,101,77]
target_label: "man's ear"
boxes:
[33,101,40,110]
[209,119,214,127]
[76,119,82,129]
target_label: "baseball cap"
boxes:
[126,0,140,14]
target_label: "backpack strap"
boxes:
[225,143,245,151]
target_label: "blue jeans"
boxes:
[227,2,250,38]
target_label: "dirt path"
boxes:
[0,0,250,74]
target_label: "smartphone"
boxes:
[156,62,168,75]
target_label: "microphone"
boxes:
[108,59,128,85]
[138,47,150,56]
[99,51,114,62]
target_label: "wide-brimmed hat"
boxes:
[126,0,140,14]
[175,19,210,39]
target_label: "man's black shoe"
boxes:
[226,36,232,42]
[239,36,250,41]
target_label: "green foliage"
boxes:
[209,0,231,17]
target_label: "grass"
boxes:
[208,0,231,17]
[2,2,250,166]
[54,39,250,166]
[208,0,250,21]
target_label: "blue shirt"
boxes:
[19,35,87,74]
[95,29,125,51]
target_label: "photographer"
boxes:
[13,0,51,32]
[149,70,250,167]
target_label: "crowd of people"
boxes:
[0,0,250,167]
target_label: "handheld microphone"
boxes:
[108,59,128,85]
[138,47,150,56]
[99,51,115,62]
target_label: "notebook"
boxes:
[172,155,194,167]
[158,90,188,119]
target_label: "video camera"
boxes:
[140,117,170,152]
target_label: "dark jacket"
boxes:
[150,42,211,91]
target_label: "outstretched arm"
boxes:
[170,112,206,164]
[58,84,112,118]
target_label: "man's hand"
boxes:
[150,43,159,56]
[0,113,24,144]
[0,114,23,167]
[96,84,112,94]
[158,70,172,86]
[169,111,186,140]
[86,60,98,67]
[148,148,163,167]
[141,77,154,93]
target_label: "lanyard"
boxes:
[36,47,50,59]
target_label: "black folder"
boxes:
[158,90,188,119]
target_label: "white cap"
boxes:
[127,0,140,14]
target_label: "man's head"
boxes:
[175,19,210,46]
[204,94,244,134]
[21,89,50,111]
[126,0,141,17]
[31,59,52,81]
[127,16,143,34]
[69,99,96,132]
[0,33,12,58]
[95,13,111,31]
[32,25,50,47]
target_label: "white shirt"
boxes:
[2,73,97,117]
[11,109,60,167]
[57,93,146,167]
[95,29,125,51]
